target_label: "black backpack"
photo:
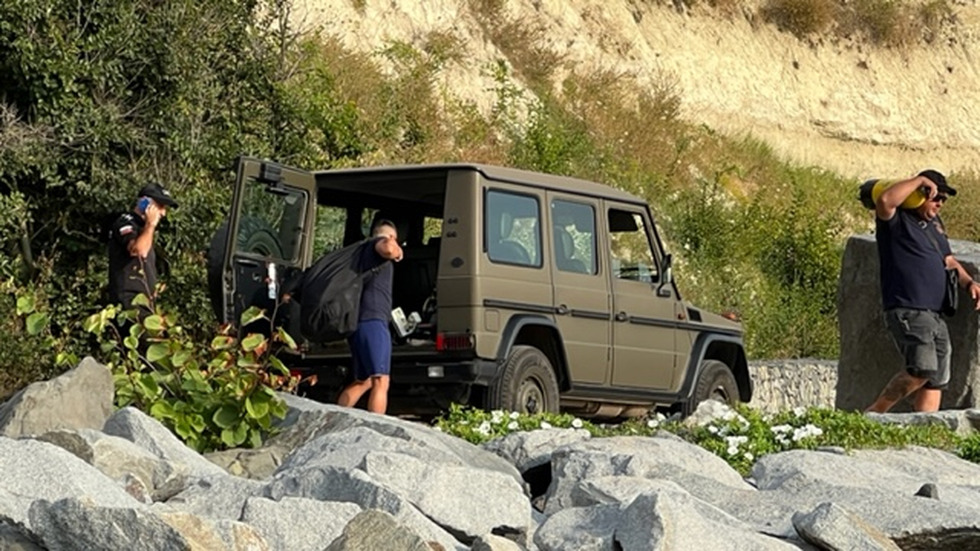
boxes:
[296,240,383,343]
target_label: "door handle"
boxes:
[615,311,629,322]
[556,304,569,315]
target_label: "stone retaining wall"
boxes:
[748,360,838,413]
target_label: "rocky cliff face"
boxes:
[290,0,980,177]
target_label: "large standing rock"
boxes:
[837,235,980,411]
[240,496,361,551]
[792,502,901,551]
[103,407,227,479]
[0,357,113,438]
[0,437,141,527]
[533,504,621,551]
[28,498,187,551]
[37,428,190,501]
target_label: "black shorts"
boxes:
[884,308,950,389]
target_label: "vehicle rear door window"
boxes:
[486,190,541,267]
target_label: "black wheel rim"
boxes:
[710,384,732,404]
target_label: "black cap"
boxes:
[918,169,956,197]
[138,181,179,208]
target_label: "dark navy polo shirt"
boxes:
[875,209,951,312]
[107,212,157,308]
[356,237,393,322]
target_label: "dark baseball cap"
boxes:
[918,169,956,197]
[138,181,179,208]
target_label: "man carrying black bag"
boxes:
[867,170,980,413]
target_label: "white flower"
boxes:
[491,410,505,424]
[477,421,492,436]
[792,424,823,442]
[571,418,584,429]
[509,411,520,420]
[727,446,739,456]
[770,424,792,434]
[707,425,719,434]
[718,426,730,437]
[655,412,667,422]
[744,452,754,461]
[459,420,469,426]
[793,406,806,417]
[507,421,519,430]
[433,426,443,432]
[540,421,553,429]
[646,419,659,429]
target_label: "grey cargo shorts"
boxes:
[884,308,951,390]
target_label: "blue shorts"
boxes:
[347,319,391,381]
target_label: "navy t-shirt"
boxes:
[356,237,393,322]
[107,212,157,307]
[875,210,951,311]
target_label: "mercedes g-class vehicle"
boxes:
[209,157,751,417]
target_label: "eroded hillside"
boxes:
[291,0,980,177]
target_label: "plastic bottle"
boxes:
[267,262,277,300]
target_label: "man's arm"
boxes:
[127,203,164,259]
[946,255,980,310]
[875,175,935,221]
[375,235,403,262]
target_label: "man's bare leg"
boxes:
[866,371,929,413]
[366,375,390,414]
[338,379,373,408]
[913,387,942,412]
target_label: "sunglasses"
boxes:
[932,195,948,204]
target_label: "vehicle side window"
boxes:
[486,190,541,267]
[551,199,596,275]
[236,178,307,263]
[608,209,658,283]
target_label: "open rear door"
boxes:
[218,157,316,329]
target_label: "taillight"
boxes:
[436,332,475,351]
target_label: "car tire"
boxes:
[207,218,284,321]
[684,359,739,416]
[487,345,560,414]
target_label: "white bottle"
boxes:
[267,262,277,300]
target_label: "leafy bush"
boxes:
[84,297,297,453]
[761,0,836,37]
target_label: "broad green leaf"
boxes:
[268,356,290,377]
[146,343,170,363]
[245,396,269,419]
[189,414,206,433]
[143,315,164,332]
[220,428,237,448]
[123,335,139,351]
[240,333,265,352]
[212,405,240,429]
[174,417,192,439]
[26,312,49,336]
[16,295,35,315]
[210,336,236,351]
[172,349,192,367]
[150,401,176,420]
[248,430,263,449]
[138,374,160,397]
[276,327,297,350]
[132,293,151,308]
[240,306,266,327]
[231,423,249,446]
[237,356,261,369]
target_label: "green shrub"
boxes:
[761,0,837,38]
[84,297,297,453]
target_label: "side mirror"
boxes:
[656,254,673,297]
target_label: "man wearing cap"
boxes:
[867,170,980,413]
[106,182,179,315]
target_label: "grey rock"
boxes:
[683,399,739,427]
[792,502,901,551]
[614,492,797,550]
[866,410,980,436]
[264,464,465,550]
[749,360,838,414]
[0,357,113,438]
[481,428,591,472]
[272,393,522,484]
[241,496,361,551]
[325,509,431,551]
[103,407,227,479]
[0,517,45,551]
[544,435,752,514]
[277,425,459,473]
[29,498,187,551]
[165,474,265,520]
[360,451,532,544]
[157,510,270,551]
[837,235,980,411]
[533,504,620,551]
[915,483,940,499]
[471,533,525,551]
[37,428,190,501]
[205,445,289,480]
[0,437,141,527]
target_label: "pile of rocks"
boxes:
[1,358,980,550]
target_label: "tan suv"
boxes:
[209,157,751,417]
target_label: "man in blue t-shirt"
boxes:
[867,170,980,413]
[337,220,403,414]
